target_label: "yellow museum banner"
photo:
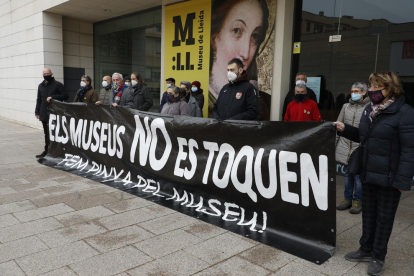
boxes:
[164,0,211,117]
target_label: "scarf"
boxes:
[77,86,92,102]
[369,97,395,121]
[112,83,126,104]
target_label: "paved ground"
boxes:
[0,118,414,276]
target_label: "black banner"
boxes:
[40,101,336,264]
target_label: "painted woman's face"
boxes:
[214,0,263,71]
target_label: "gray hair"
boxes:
[168,85,180,94]
[351,82,368,92]
[112,72,123,80]
[81,75,91,84]
[180,81,191,90]
[295,83,307,90]
[296,72,307,78]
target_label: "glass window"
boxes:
[94,8,162,112]
[294,0,414,121]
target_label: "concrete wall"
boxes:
[0,0,65,129]
[62,18,94,82]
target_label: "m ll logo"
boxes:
[236,92,242,99]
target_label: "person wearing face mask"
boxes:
[73,75,98,104]
[130,72,153,111]
[159,78,176,112]
[191,81,204,111]
[99,75,112,104]
[160,86,190,116]
[124,75,131,88]
[35,68,68,158]
[95,72,134,108]
[284,83,321,122]
[180,81,202,117]
[335,82,370,215]
[334,71,414,276]
[282,73,317,119]
[212,58,258,121]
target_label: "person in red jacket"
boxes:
[284,83,321,122]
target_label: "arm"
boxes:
[393,109,414,191]
[336,104,346,146]
[198,94,204,110]
[73,91,79,102]
[91,90,98,104]
[338,123,359,142]
[284,104,291,121]
[52,83,68,101]
[141,86,153,111]
[35,87,41,115]
[212,95,220,119]
[229,86,258,120]
[180,102,191,116]
[312,102,322,122]
[194,101,202,117]
[282,91,292,119]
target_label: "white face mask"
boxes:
[167,83,172,88]
[80,81,86,87]
[131,80,138,87]
[102,81,108,87]
[228,71,238,82]
[296,80,306,86]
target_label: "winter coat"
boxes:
[212,71,258,120]
[284,98,321,121]
[108,87,134,109]
[99,86,111,104]
[74,88,98,104]
[335,97,370,165]
[35,78,67,122]
[161,98,191,116]
[339,95,414,191]
[282,87,317,119]
[186,94,202,117]
[159,91,168,112]
[132,83,153,111]
[191,89,204,111]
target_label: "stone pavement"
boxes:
[0,118,413,276]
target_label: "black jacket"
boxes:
[340,95,414,191]
[212,72,258,120]
[282,87,316,119]
[35,78,67,122]
[191,89,204,110]
[132,83,153,111]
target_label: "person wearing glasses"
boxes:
[335,82,370,214]
[334,72,414,276]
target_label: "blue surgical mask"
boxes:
[191,87,198,92]
[351,93,362,102]
[167,83,172,88]
[125,82,130,87]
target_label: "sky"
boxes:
[303,0,414,24]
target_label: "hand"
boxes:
[112,103,118,107]
[46,97,52,103]
[35,115,39,120]
[95,101,101,105]
[333,121,345,132]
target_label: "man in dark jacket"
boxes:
[35,68,68,158]
[282,73,317,119]
[132,82,153,111]
[213,58,258,120]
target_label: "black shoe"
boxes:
[368,258,384,275]
[345,249,372,262]
[35,151,47,158]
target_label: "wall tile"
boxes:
[44,38,63,53]
[63,42,79,56]
[79,45,93,57]
[43,25,62,40]
[62,31,79,44]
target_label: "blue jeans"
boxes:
[344,172,362,202]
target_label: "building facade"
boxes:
[0,0,413,128]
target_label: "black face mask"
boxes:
[43,75,53,82]
[294,94,307,102]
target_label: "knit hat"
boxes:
[124,75,131,81]
[191,81,201,89]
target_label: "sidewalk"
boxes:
[0,118,413,276]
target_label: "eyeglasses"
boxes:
[368,84,383,89]
[350,90,363,93]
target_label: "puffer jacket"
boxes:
[335,97,370,165]
[161,98,191,116]
[339,95,414,191]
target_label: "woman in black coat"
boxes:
[334,71,414,276]
[131,72,153,111]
